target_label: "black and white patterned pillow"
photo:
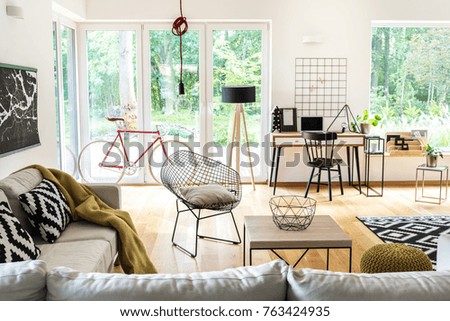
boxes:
[0,200,41,263]
[18,179,72,243]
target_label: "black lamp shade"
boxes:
[222,85,256,103]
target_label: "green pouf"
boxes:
[360,243,433,273]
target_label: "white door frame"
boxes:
[78,23,143,183]
[78,21,271,184]
[205,22,270,182]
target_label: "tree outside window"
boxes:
[370,26,449,148]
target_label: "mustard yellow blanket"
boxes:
[27,165,157,274]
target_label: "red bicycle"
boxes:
[77,117,191,184]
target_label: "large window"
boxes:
[79,22,269,183]
[80,26,142,183]
[370,25,450,147]
[149,29,200,145]
[53,18,79,176]
[211,29,263,178]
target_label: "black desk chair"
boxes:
[303,131,344,201]
[160,150,242,257]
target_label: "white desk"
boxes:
[269,132,366,194]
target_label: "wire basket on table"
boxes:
[269,195,317,231]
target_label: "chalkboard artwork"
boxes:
[0,63,40,157]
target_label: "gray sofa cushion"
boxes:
[0,260,47,300]
[287,268,450,301]
[48,220,118,262]
[0,168,42,234]
[38,239,115,273]
[46,260,289,301]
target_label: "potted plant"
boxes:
[425,144,443,167]
[352,109,382,134]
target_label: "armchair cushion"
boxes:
[180,183,238,208]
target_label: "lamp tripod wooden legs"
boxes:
[228,103,256,190]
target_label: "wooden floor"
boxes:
[120,182,449,274]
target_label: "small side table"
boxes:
[363,136,385,197]
[415,164,448,204]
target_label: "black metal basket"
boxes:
[269,195,316,231]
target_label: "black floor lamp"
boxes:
[222,85,256,190]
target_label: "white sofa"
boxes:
[0,168,119,273]
[1,235,449,301]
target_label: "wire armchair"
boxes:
[160,150,242,257]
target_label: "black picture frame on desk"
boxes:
[280,108,297,132]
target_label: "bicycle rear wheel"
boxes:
[148,139,192,185]
[78,140,125,183]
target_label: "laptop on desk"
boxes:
[300,116,323,131]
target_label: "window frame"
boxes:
[78,21,271,183]
[53,14,80,175]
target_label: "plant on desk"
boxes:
[426,144,443,167]
[351,109,382,134]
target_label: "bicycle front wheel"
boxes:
[78,140,125,183]
[148,139,192,185]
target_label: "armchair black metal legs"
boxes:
[171,200,241,257]
[161,150,242,257]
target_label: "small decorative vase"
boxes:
[426,154,438,167]
[360,123,371,134]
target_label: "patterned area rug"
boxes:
[357,216,450,269]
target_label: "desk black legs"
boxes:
[269,147,281,195]
[269,147,277,187]
[271,145,361,196]
[346,147,351,186]
[354,147,362,194]
[348,146,362,194]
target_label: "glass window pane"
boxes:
[212,29,262,177]
[86,30,138,140]
[370,27,450,149]
[53,22,78,177]
[149,30,200,146]
[53,22,61,168]
[61,25,78,176]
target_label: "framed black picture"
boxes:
[280,108,298,132]
[0,63,40,157]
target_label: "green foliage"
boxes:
[426,144,443,158]
[375,106,450,146]
[370,27,450,147]
[403,102,422,122]
[356,109,382,126]
[85,29,262,146]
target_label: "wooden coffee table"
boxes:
[243,215,352,272]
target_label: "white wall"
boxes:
[85,0,450,182]
[0,0,56,179]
